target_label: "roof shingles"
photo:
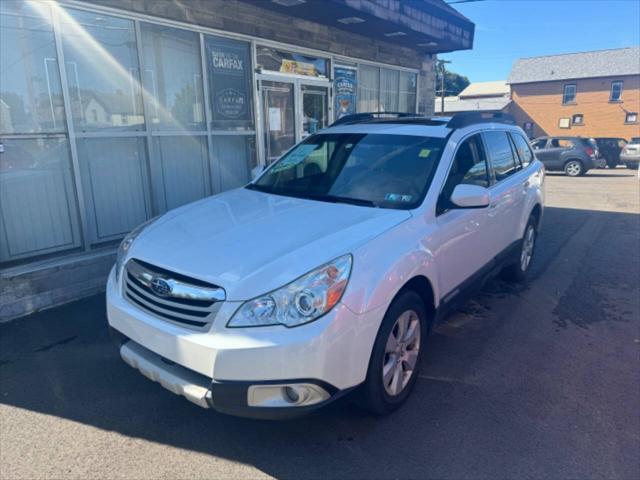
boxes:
[507,47,640,84]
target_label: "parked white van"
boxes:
[107,112,544,419]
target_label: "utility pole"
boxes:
[437,59,451,114]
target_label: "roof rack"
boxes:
[330,112,417,126]
[329,111,516,129]
[445,111,516,129]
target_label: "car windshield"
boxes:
[249,133,446,209]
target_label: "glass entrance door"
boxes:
[259,77,331,165]
[261,80,296,164]
[301,84,328,140]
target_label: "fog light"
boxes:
[283,386,301,403]
[247,383,331,408]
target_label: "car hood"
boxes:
[128,187,410,300]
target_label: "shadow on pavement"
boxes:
[1,206,638,479]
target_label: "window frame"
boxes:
[436,132,492,216]
[482,130,523,184]
[572,113,584,126]
[562,84,577,105]
[610,81,623,102]
[625,112,638,124]
[508,132,535,168]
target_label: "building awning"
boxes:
[241,0,474,54]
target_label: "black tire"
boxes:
[502,217,537,283]
[564,159,584,177]
[607,161,617,169]
[358,290,428,416]
[626,163,639,170]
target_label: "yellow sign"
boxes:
[280,59,317,77]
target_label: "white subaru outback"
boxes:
[107,112,544,419]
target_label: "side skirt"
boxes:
[434,239,521,325]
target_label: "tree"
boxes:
[439,70,470,96]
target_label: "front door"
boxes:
[300,84,328,140]
[260,80,297,165]
[259,76,331,165]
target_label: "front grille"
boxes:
[123,259,223,329]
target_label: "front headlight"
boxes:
[115,217,158,281]
[228,254,352,328]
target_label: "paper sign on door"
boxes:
[268,107,282,131]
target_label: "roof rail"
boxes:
[446,111,516,129]
[330,112,416,126]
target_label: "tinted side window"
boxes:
[550,138,574,148]
[510,133,534,167]
[484,131,519,181]
[530,139,547,150]
[439,134,489,212]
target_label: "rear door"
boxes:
[543,138,570,169]
[482,130,527,256]
[531,138,554,168]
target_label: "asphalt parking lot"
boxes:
[1,169,639,480]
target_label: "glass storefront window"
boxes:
[399,71,417,113]
[0,1,66,133]
[380,68,399,112]
[59,9,145,132]
[213,135,255,191]
[358,65,380,112]
[205,35,254,130]
[76,137,150,243]
[140,24,205,131]
[0,138,82,262]
[153,136,209,210]
[257,46,329,78]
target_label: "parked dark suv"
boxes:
[593,137,628,168]
[530,136,597,176]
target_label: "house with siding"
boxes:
[434,80,511,115]
[507,47,640,139]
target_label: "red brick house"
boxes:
[507,47,640,140]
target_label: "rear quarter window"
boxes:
[510,132,534,167]
[483,131,520,181]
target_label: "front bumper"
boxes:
[106,267,385,417]
[115,334,349,419]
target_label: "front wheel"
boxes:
[564,160,584,177]
[502,219,537,283]
[625,163,639,170]
[358,291,427,415]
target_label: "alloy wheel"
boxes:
[520,225,535,272]
[565,161,582,176]
[382,309,421,397]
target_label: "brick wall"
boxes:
[510,75,640,139]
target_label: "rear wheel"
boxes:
[626,163,639,170]
[502,218,537,283]
[564,160,584,177]
[359,291,427,415]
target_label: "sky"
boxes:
[440,0,640,83]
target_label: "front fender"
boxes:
[342,217,439,315]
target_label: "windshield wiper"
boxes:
[246,184,377,207]
[302,193,378,208]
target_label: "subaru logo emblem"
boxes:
[150,278,172,297]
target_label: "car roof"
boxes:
[324,120,522,139]
[323,122,453,138]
